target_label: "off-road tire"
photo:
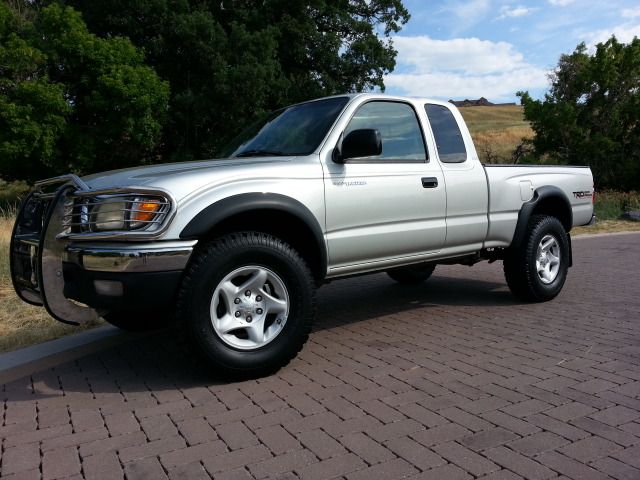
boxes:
[387,263,436,285]
[504,214,570,302]
[176,232,315,377]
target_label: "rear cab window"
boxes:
[424,104,467,163]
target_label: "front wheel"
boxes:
[176,232,315,377]
[504,215,570,302]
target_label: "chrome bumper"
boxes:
[63,241,196,273]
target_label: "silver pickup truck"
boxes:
[11,93,594,376]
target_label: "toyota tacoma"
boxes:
[10,93,595,376]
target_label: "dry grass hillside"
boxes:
[458,104,534,163]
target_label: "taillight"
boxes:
[592,186,596,205]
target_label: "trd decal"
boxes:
[573,191,593,199]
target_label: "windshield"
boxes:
[220,96,350,158]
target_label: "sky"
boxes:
[383,0,640,103]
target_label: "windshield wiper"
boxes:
[234,149,288,158]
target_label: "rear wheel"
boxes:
[387,263,436,285]
[504,215,570,302]
[176,232,315,377]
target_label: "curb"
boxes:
[0,326,146,385]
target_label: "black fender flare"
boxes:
[179,192,327,274]
[512,186,573,263]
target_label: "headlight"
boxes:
[68,194,170,233]
[62,189,173,238]
[92,198,127,230]
[90,196,165,232]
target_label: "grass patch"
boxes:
[0,207,102,353]
[593,190,640,220]
[0,179,31,210]
[574,220,640,236]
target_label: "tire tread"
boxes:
[504,214,569,302]
[175,231,315,378]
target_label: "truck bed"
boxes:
[483,164,594,248]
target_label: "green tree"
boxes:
[518,36,640,190]
[62,0,410,160]
[0,3,169,181]
[0,3,69,180]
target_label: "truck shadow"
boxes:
[3,273,518,400]
[314,273,515,331]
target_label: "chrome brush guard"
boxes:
[10,175,101,325]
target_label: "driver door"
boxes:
[324,100,447,272]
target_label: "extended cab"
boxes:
[10,94,595,375]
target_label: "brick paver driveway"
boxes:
[2,233,640,480]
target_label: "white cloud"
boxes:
[586,22,640,46]
[385,36,548,102]
[385,70,546,102]
[622,7,640,19]
[498,5,536,19]
[390,36,530,75]
[548,0,575,6]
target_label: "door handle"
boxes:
[421,177,438,188]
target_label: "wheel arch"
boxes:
[512,186,573,250]
[180,193,327,281]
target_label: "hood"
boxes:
[81,157,293,201]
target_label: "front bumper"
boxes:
[62,241,195,312]
[10,177,193,325]
[63,241,195,273]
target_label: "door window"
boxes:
[344,101,427,162]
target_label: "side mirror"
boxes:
[334,129,382,163]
